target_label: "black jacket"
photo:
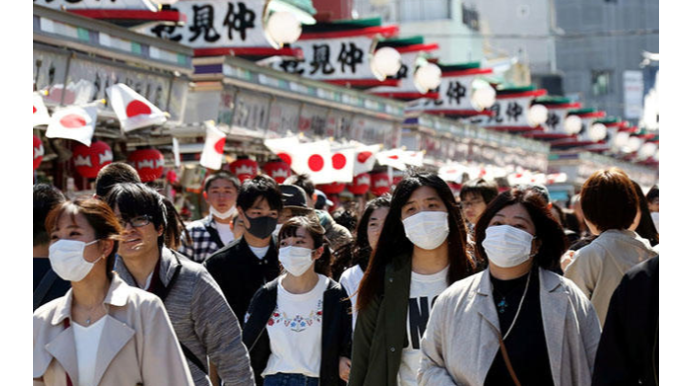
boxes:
[204,237,281,327]
[592,255,659,386]
[242,277,352,386]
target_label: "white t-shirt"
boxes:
[214,220,234,245]
[73,317,107,386]
[397,266,450,386]
[263,274,329,378]
[249,245,270,260]
[339,265,364,333]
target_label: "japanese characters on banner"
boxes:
[34,92,51,127]
[271,19,399,83]
[406,68,492,114]
[543,106,570,133]
[136,0,266,48]
[470,90,545,129]
[46,103,99,147]
[274,36,373,80]
[34,0,157,11]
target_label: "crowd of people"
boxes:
[33,162,659,386]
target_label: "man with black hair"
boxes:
[460,178,499,227]
[94,162,141,198]
[108,183,255,386]
[33,184,69,310]
[180,171,241,262]
[204,175,283,325]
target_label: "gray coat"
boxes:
[115,247,255,386]
[418,268,601,386]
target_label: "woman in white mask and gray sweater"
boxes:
[418,187,601,386]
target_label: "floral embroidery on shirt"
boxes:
[268,300,323,332]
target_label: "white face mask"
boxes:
[210,205,237,220]
[482,225,535,268]
[279,246,314,277]
[651,212,659,232]
[402,211,450,250]
[49,239,100,282]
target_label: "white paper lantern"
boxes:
[639,142,658,158]
[564,115,583,135]
[588,123,608,142]
[266,12,302,47]
[653,149,659,161]
[627,136,644,152]
[371,47,402,79]
[527,104,549,127]
[414,63,442,93]
[472,86,496,110]
[614,132,630,148]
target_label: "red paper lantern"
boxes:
[318,182,346,195]
[263,159,291,183]
[73,141,113,178]
[33,135,44,171]
[347,173,371,195]
[370,172,391,196]
[229,156,259,183]
[128,148,164,182]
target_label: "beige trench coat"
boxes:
[33,275,194,386]
[418,268,601,386]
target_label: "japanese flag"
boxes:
[264,137,301,165]
[107,83,167,132]
[46,103,98,147]
[285,140,334,185]
[330,146,355,183]
[376,149,425,171]
[33,92,51,127]
[353,144,381,175]
[199,121,226,170]
[439,163,464,183]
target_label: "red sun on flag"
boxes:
[332,153,347,170]
[308,155,325,172]
[357,151,372,163]
[389,155,399,159]
[126,100,152,118]
[60,114,87,129]
[33,106,37,114]
[214,138,226,154]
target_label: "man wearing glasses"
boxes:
[106,183,255,386]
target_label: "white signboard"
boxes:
[368,51,417,93]
[406,75,477,113]
[543,107,568,133]
[274,36,374,80]
[471,96,532,128]
[34,0,157,10]
[135,0,268,48]
[623,70,643,119]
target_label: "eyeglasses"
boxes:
[119,215,151,229]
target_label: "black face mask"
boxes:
[245,215,278,239]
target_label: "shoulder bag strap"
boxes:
[34,270,58,311]
[497,334,522,386]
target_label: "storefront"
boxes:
[33,5,194,192]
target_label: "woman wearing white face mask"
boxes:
[349,171,476,386]
[33,198,194,386]
[418,188,601,386]
[243,215,352,386]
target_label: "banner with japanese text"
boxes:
[469,96,533,128]
[368,51,417,93]
[135,0,268,48]
[34,0,157,10]
[406,75,478,114]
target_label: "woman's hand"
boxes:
[339,356,351,382]
[561,250,576,272]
